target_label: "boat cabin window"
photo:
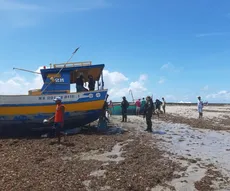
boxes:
[36,62,105,95]
[69,67,104,93]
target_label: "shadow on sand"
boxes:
[0,125,126,140]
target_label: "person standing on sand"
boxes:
[48,97,66,144]
[108,100,113,117]
[143,96,154,132]
[162,97,166,114]
[141,97,146,114]
[197,96,204,119]
[121,96,129,122]
[102,94,109,122]
[135,99,141,116]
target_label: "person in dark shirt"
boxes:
[101,94,109,122]
[76,74,88,92]
[88,75,95,91]
[140,97,146,114]
[155,99,162,118]
[155,99,162,111]
[121,96,129,122]
[162,97,166,114]
[103,95,109,111]
[76,75,84,92]
[143,96,154,132]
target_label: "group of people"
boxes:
[76,74,95,92]
[118,96,158,132]
[135,97,166,116]
[139,96,165,132]
[46,93,206,144]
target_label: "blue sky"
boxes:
[1,0,230,103]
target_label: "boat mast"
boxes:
[13,67,41,74]
[41,47,80,94]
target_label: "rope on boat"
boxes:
[41,47,80,94]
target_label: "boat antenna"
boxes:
[41,47,80,94]
[13,67,41,74]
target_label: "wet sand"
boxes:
[0,105,230,190]
[163,105,230,130]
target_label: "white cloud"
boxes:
[0,67,43,95]
[179,101,192,103]
[205,90,230,103]
[206,90,230,100]
[103,70,128,86]
[158,77,165,84]
[160,62,182,72]
[107,73,149,101]
[139,74,147,81]
[130,74,148,92]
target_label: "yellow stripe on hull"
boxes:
[0,100,104,115]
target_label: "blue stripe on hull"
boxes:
[0,109,102,131]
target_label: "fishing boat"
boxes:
[109,102,137,115]
[0,61,108,133]
[108,91,145,115]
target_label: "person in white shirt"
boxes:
[197,96,204,118]
[162,97,166,114]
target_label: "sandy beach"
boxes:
[0,105,230,191]
[1,1,229,190]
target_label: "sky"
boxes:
[1,0,230,103]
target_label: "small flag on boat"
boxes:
[73,47,80,54]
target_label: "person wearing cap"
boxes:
[121,96,129,122]
[48,97,66,144]
[143,96,154,132]
[197,96,204,118]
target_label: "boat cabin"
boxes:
[28,61,105,95]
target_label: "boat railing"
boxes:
[53,61,92,68]
[29,89,41,92]
[28,89,41,95]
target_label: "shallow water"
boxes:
[112,116,230,190]
[153,120,230,176]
